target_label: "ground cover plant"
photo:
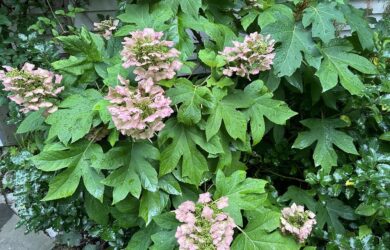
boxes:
[0,0,389,249]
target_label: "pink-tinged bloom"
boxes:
[174,194,235,250]
[121,28,182,85]
[216,197,229,209]
[220,32,275,79]
[0,63,64,114]
[93,18,119,40]
[106,76,173,140]
[198,192,212,204]
[280,203,316,243]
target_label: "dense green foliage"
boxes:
[0,0,389,249]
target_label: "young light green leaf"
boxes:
[292,118,359,174]
[302,2,345,43]
[214,170,267,226]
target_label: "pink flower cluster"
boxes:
[121,28,182,90]
[220,32,275,79]
[175,193,235,250]
[106,76,173,140]
[280,203,316,243]
[93,18,119,40]
[0,63,63,114]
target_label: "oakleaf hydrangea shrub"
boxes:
[1,0,389,249]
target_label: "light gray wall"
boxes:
[74,0,388,29]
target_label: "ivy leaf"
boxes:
[316,40,377,95]
[101,141,160,204]
[214,170,267,226]
[231,208,300,250]
[139,191,169,225]
[117,3,174,32]
[206,88,252,142]
[292,118,359,173]
[46,89,102,145]
[302,2,345,43]
[244,80,297,145]
[32,141,105,201]
[158,119,223,185]
[16,109,45,134]
[339,4,374,50]
[167,78,213,125]
[316,197,357,234]
[261,6,315,77]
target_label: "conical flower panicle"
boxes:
[220,32,275,79]
[0,63,64,114]
[106,76,173,140]
[175,193,235,250]
[121,28,182,86]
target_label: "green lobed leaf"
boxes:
[32,140,105,201]
[316,197,357,234]
[339,4,374,50]
[167,78,213,125]
[46,89,102,145]
[206,88,252,142]
[158,118,223,185]
[214,170,267,226]
[244,80,297,145]
[101,141,160,204]
[231,208,300,250]
[292,118,359,173]
[261,5,315,77]
[302,2,345,43]
[316,40,377,95]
